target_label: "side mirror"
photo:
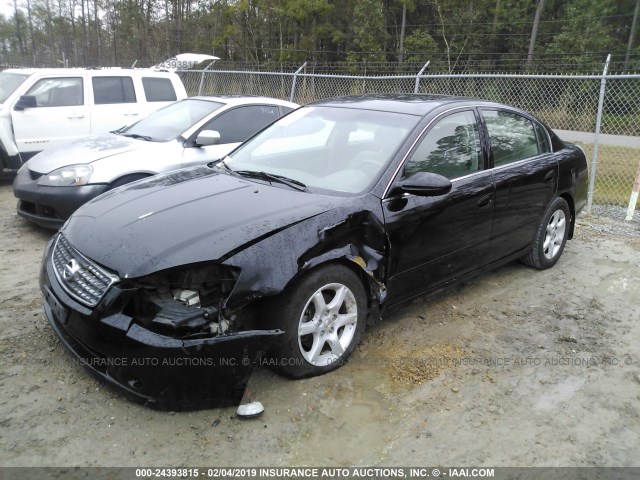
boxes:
[399,172,452,196]
[195,130,221,146]
[14,95,37,111]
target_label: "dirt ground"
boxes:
[1,174,639,468]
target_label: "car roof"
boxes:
[307,93,502,116]
[189,95,299,108]
[3,68,177,77]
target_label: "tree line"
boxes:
[1,0,639,73]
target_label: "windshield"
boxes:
[121,98,224,141]
[225,106,420,194]
[0,72,29,103]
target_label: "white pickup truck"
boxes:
[0,68,187,177]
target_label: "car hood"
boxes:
[62,166,343,279]
[28,134,149,174]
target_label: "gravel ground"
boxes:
[1,175,639,468]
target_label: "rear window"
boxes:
[142,77,177,102]
[93,77,136,104]
[483,109,539,167]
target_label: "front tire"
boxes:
[268,264,367,379]
[521,197,570,269]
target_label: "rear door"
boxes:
[384,108,495,305]
[481,109,558,257]
[90,75,144,132]
[11,75,89,158]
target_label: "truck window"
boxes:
[93,77,136,104]
[0,72,29,103]
[26,78,83,107]
[142,77,178,102]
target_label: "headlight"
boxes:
[37,164,93,186]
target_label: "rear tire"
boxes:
[267,264,367,379]
[521,197,570,270]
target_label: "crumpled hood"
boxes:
[27,134,144,173]
[62,166,342,278]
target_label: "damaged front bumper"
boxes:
[39,239,282,410]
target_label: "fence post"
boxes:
[625,160,640,221]
[414,61,430,93]
[290,62,307,102]
[586,54,611,214]
[197,61,215,96]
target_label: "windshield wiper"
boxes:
[234,170,307,191]
[120,133,152,141]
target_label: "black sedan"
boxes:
[39,94,588,409]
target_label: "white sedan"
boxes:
[13,96,298,229]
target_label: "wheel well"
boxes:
[281,258,381,321]
[0,142,8,168]
[109,173,152,189]
[559,192,576,239]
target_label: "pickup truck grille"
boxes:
[51,235,118,307]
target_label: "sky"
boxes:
[1,2,14,19]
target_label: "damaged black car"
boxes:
[40,94,588,409]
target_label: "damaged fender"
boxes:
[222,196,388,317]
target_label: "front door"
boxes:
[11,76,90,159]
[384,109,495,306]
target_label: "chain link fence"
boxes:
[178,64,640,221]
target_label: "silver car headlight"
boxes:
[37,164,93,186]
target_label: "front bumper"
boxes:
[39,240,282,410]
[13,166,109,229]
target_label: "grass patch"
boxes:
[576,143,640,206]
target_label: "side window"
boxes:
[93,77,136,104]
[404,110,481,180]
[25,77,83,107]
[533,122,551,154]
[483,110,539,167]
[142,77,177,102]
[202,105,280,144]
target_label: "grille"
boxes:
[51,235,118,307]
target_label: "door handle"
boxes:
[544,170,556,181]
[477,193,493,208]
[67,114,85,119]
[124,113,139,116]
